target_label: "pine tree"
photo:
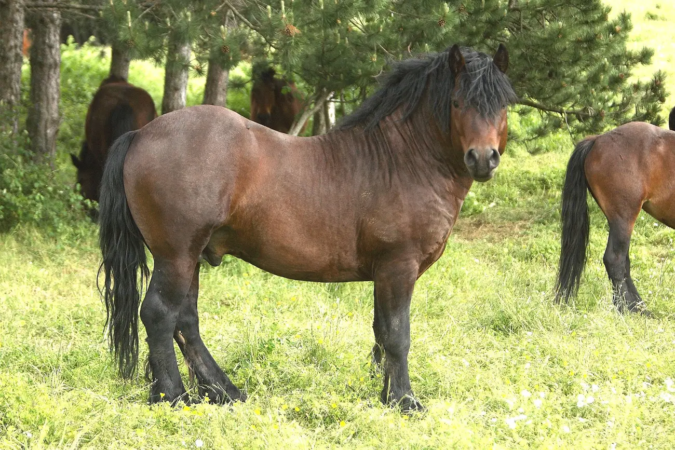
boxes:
[235,0,667,136]
[26,1,61,160]
[0,0,25,134]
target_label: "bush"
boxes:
[0,129,88,233]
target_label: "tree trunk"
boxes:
[161,30,190,114]
[202,11,233,107]
[0,0,25,134]
[202,59,228,107]
[26,3,61,160]
[110,43,130,81]
[312,109,326,136]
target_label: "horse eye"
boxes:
[453,100,460,108]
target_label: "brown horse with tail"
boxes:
[556,114,675,314]
[98,45,516,411]
[71,76,156,205]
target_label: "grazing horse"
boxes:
[71,76,156,204]
[556,118,675,314]
[250,67,305,133]
[99,45,516,411]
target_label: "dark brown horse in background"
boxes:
[98,45,516,412]
[556,116,675,314]
[71,76,156,204]
[250,67,305,134]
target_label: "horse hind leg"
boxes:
[603,220,648,314]
[174,264,245,404]
[140,257,196,404]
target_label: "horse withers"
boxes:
[250,66,305,134]
[556,115,675,314]
[71,76,156,206]
[99,45,516,411]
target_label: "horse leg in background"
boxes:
[140,257,195,404]
[173,264,246,404]
[603,219,647,314]
[373,260,424,412]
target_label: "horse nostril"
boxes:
[465,148,478,165]
[489,148,500,169]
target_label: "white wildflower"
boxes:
[505,414,527,429]
[195,439,204,448]
[665,378,675,392]
[521,390,532,398]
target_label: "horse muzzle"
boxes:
[464,147,500,182]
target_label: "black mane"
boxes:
[337,47,518,132]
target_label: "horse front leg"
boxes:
[372,260,424,412]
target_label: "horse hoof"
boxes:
[397,395,426,414]
[199,384,247,404]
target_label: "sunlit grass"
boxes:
[2,1,675,448]
[2,144,675,448]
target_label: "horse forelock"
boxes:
[337,46,517,132]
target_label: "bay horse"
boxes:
[71,75,156,204]
[98,44,516,411]
[250,67,305,134]
[556,118,675,314]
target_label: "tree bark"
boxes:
[290,90,333,137]
[202,59,228,107]
[26,2,60,160]
[202,11,233,107]
[161,30,190,115]
[110,43,130,81]
[0,0,26,134]
[311,109,326,136]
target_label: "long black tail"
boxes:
[669,106,675,131]
[98,130,148,379]
[555,138,596,303]
[109,103,135,145]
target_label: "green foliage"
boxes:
[237,0,667,135]
[0,129,87,233]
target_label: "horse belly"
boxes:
[206,222,364,283]
[643,193,675,229]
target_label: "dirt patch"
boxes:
[452,217,533,242]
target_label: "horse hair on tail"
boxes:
[669,106,675,131]
[555,138,596,303]
[98,130,149,379]
[109,103,135,145]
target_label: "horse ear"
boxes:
[71,153,81,168]
[448,44,465,75]
[493,44,509,73]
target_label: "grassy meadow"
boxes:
[2,1,675,449]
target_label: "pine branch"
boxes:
[518,99,595,118]
[25,2,103,11]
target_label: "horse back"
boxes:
[85,82,157,163]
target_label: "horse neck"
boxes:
[319,108,473,197]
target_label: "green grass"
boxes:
[611,0,675,114]
[3,146,675,448]
[3,1,675,448]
